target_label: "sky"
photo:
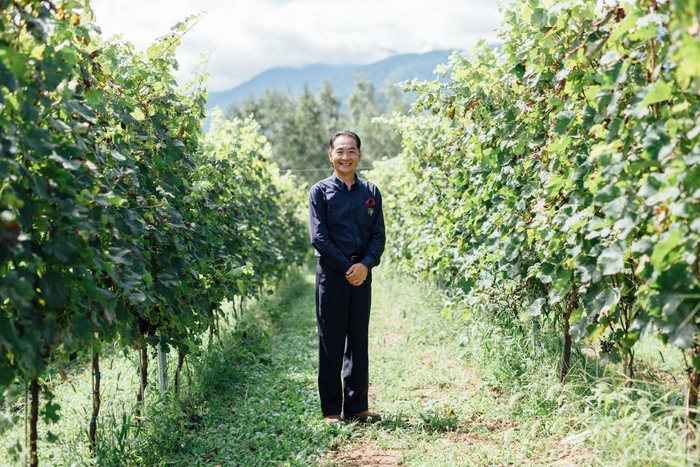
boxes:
[90,0,508,93]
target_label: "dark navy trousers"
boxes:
[315,258,372,416]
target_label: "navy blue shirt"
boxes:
[309,174,385,274]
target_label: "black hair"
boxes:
[329,131,361,150]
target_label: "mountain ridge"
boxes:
[206,49,457,112]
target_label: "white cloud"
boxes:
[90,0,507,92]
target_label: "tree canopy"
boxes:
[227,76,409,186]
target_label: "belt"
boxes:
[349,254,359,261]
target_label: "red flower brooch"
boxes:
[365,198,376,216]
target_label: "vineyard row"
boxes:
[0,2,308,465]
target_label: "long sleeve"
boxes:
[360,188,385,270]
[309,185,355,274]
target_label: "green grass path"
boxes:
[137,267,576,466]
[322,273,576,467]
[128,268,579,466]
[133,268,335,466]
[8,266,683,466]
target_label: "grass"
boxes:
[1,264,697,466]
[101,265,348,467]
[320,270,694,466]
[320,272,572,466]
[1,266,344,466]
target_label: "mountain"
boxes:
[206,50,456,113]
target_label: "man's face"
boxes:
[328,135,362,177]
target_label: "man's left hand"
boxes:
[345,263,368,286]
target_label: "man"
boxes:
[308,131,385,424]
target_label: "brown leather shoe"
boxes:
[345,410,381,422]
[324,414,344,424]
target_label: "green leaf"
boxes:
[668,321,696,348]
[0,60,18,92]
[641,81,674,106]
[95,193,126,207]
[650,229,683,272]
[142,273,154,286]
[71,315,94,342]
[597,242,626,276]
[0,47,27,81]
[546,174,566,196]
[128,290,147,305]
[131,107,146,121]
[554,110,575,135]
[45,431,60,443]
[0,362,15,387]
[609,10,642,42]
[599,50,622,67]
[40,401,61,425]
[39,271,69,308]
[638,173,669,204]
[109,150,127,162]
[642,121,674,160]
[526,298,545,317]
[601,196,626,220]
[629,14,663,41]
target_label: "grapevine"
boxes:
[0,1,307,465]
[372,0,700,416]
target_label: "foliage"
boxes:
[199,109,309,297]
[0,0,120,387]
[0,1,308,462]
[372,0,700,379]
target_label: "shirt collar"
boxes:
[330,173,359,190]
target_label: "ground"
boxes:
[0,267,690,466]
[315,272,588,467]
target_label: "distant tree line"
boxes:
[226,75,410,186]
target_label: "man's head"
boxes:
[328,131,362,179]
[329,131,361,151]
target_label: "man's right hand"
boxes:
[345,263,368,286]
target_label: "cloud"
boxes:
[90,0,507,92]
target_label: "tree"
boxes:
[288,86,329,185]
[226,77,410,186]
[341,74,408,167]
[319,79,341,135]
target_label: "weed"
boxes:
[419,407,460,433]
